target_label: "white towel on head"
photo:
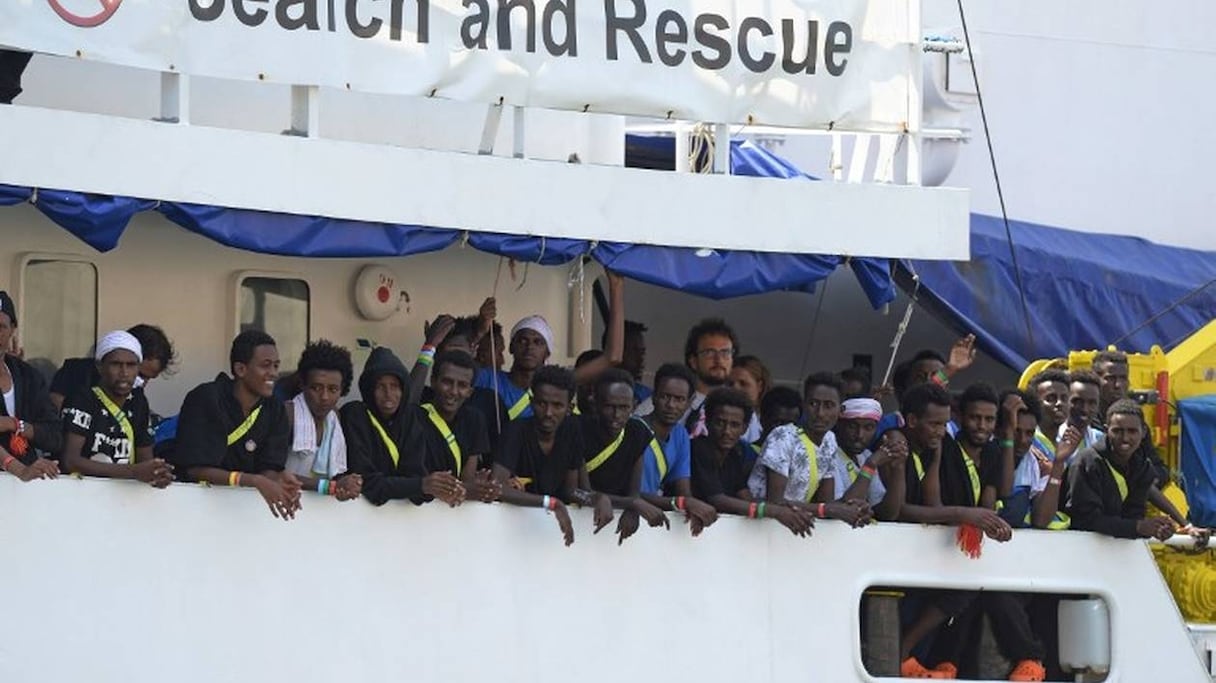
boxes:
[286,394,347,478]
[95,330,143,362]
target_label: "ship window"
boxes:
[238,276,310,369]
[21,259,98,382]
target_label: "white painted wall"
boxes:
[0,205,583,417]
[0,474,1205,683]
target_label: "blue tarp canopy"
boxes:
[0,138,898,308]
[902,215,1216,369]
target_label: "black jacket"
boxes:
[2,354,62,461]
[340,347,429,506]
[1064,439,1154,539]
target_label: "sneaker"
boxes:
[900,657,953,679]
[1008,660,1046,681]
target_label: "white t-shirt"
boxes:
[830,449,887,507]
[2,386,14,418]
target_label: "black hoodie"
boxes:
[340,347,429,506]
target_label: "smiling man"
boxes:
[60,330,172,488]
[1065,399,1175,540]
[172,330,300,520]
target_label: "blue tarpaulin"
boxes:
[902,215,1216,369]
[1178,396,1216,527]
[0,136,898,308]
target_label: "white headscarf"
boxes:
[95,330,143,362]
[510,315,555,354]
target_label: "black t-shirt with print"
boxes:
[417,402,491,476]
[690,436,750,500]
[493,417,584,497]
[62,387,153,464]
[575,413,647,497]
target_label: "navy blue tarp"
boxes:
[1178,396,1216,527]
[902,215,1216,369]
[0,136,898,308]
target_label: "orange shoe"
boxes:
[900,657,953,679]
[1008,659,1046,681]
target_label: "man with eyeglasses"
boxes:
[635,318,748,438]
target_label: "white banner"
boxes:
[2,0,915,130]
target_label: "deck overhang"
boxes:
[0,104,968,260]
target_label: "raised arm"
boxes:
[572,271,625,385]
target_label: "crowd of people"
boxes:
[0,274,1187,682]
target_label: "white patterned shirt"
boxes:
[748,425,837,503]
[829,449,887,507]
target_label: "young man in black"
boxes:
[1065,399,1175,540]
[341,347,464,508]
[492,366,614,546]
[637,363,719,536]
[577,368,669,544]
[0,291,63,478]
[689,388,814,537]
[897,383,1011,679]
[604,319,650,404]
[61,331,172,488]
[50,323,176,412]
[949,383,1021,511]
[171,331,300,520]
[420,350,499,503]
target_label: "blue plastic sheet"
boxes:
[36,189,156,252]
[1178,396,1216,527]
[0,137,896,306]
[903,215,1216,369]
[0,184,31,206]
[159,202,461,258]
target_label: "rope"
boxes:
[1110,276,1216,348]
[957,0,1036,355]
[489,255,505,435]
[881,268,921,388]
[688,123,714,173]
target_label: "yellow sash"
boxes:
[911,452,926,482]
[92,387,135,463]
[960,450,981,506]
[1102,457,1129,502]
[650,437,668,482]
[796,428,819,503]
[367,410,400,468]
[507,389,532,421]
[226,405,262,447]
[586,427,626,473]
[421,403,462,477]
[842,456,859,483]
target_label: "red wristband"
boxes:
[676,496,686,511]
[817,503,826,519]
[748,502,758,519]
[1,454,15,469]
